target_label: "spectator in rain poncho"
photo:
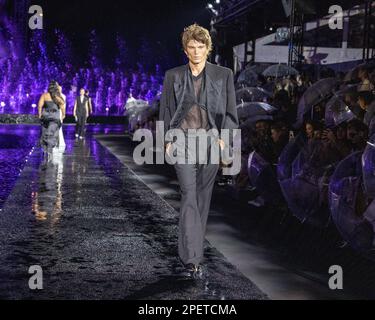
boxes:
[235,120,274,189]
[273,88,296,126]
[358,67,375,92]
[294,74,309,102]
[357,91,375,127]
[344,91,363,119]
[270,122,289,164]
[234,125,254,189]
[248,120,274,163]
[347,119,369,152]
[293,122,351,208]
[321,123,351,160]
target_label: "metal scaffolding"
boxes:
[212,0,269,68]
[363,0,375,61]
[287,0,305,67]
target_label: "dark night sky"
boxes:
[33,0,213,67]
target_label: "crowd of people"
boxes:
[235,66,373,177]
[231,62,375,254]
[130,64,375,228]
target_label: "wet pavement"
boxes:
[0,125,40,209]
[0,125,267,300]
[96,133,375,300]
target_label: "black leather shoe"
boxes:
[194,264,204,279]
[178,263,204,280]
[177,263,195,278]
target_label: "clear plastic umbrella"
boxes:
[236,69,259,87]
[262,64,299,78]
[125,99,149,132]
[236,102,277,119]
[344,60,375,82]
[325,97,355,128]
[363,134,375,199]
[295,77,338,127]
[325,84,357,127]
[329,152,375,253]
[277,132,307,181]
[235,87,272,104]
[124,99,149,116]
[277,133,331,227]
[247,151,283,205]
[246,64,271,75]
[280,141,329,227]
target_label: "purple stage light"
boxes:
[0,15,164,116]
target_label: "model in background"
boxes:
[73,88,89,140]
[38,80,65,162]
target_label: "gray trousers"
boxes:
[173,132,219,265]
[75,114,87,137]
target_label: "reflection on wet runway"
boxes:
[0,125,40,209]
[0,124,267,300]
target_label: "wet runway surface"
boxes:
[96,132,375,300]
[0,125,40,209]
[0,125,267,300]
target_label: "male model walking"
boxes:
[73,88,89,139]
[159,23,238,278]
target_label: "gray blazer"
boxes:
[159,61,238,142]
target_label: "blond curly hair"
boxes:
[181,23,212,56]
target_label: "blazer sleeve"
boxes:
[222,69,239,144]
[159,71,172,140]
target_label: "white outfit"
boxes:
[58,109,66,148]
[54,93,66,153]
